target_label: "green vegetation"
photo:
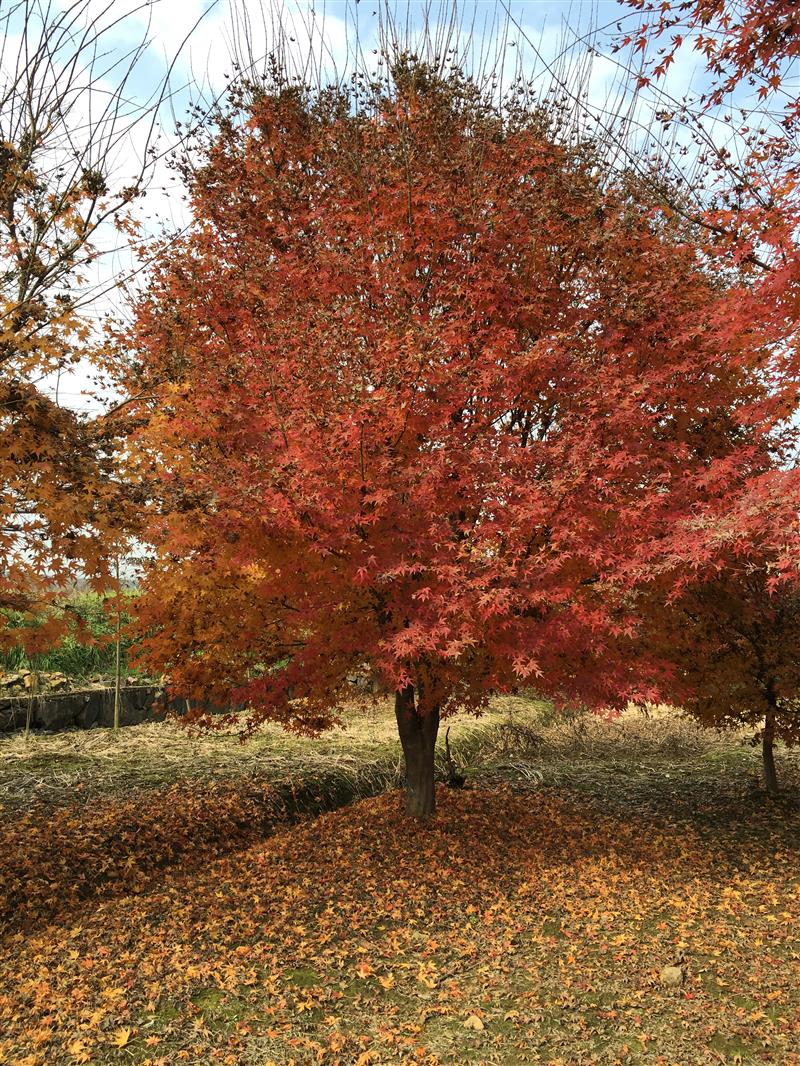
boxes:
[0,590,140,679]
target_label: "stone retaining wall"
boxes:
[0,686,189,733]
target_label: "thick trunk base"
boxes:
[395,685,439,818]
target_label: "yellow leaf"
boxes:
[101,987,125,1001]
[67,1039,91,1064]
[110,1027,133,1048]
[463,1014,485,1031]
[378,974,396,990]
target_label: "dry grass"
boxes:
[0,698,499,811]
[486,697,730,761]
[2,695,797,818]
[475,699,800,830]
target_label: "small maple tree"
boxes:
[633,492,800,796]
[661,574,799,795]
[126,59,793,816]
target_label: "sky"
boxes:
[2,0,726,414]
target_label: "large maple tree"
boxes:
[126,61,794,816]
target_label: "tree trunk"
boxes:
[395,684,440,818]
[763,707,779,796]
[113,555,122,734]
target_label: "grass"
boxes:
[0,698,497,811]
[1,697,799,1065]
[479,698,800,823]
[4,694,794,812]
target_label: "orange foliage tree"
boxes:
[0,109,118,647]
[125,61,795,816]
[0,1,182,655]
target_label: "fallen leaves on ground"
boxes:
[1,784,799,1065]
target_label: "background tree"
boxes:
[122,45,794,817]
[613,0,800,788]
[0,0,194,654]
[625,0,800,125]
[638,569,800,795]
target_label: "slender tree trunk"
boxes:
[395,684,440,818]
[25,672,37,741]
[763,707,779,796]
[113,556,122,734]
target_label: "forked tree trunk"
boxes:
[395,684,440,818]
[763,707,779,797]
